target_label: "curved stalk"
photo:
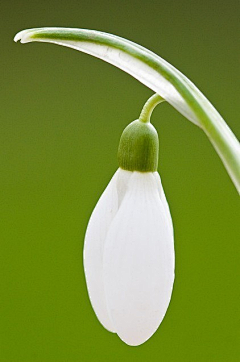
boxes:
[139,94,165,124]
[14,28,240,193]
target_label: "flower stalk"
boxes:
[14,27,240,193]
[139,93,165,123]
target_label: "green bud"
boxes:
[118,119,159,172]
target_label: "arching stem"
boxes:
[139,94,165,123]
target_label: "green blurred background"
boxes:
[1,0,239,361]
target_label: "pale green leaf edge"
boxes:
[14,27,240,193]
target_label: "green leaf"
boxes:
[14,27,240,193]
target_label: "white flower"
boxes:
[83,168,175,346]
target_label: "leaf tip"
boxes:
[14,29,33,44]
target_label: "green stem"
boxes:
[139,94,165,123]
[14,28,240,192]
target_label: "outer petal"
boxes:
[83,168,131,332]
[153,172,174,235]
[103,172,175,346]
[83,171,118,332]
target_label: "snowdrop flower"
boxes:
[84,94,175,346]
[14,26,240,346]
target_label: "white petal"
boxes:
[83,168,132,332]
[116,168,132,205]
[153,172,174,236]
[103,172,175,346]
[83,171,118,332]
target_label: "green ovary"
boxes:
[118,120,159,172]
